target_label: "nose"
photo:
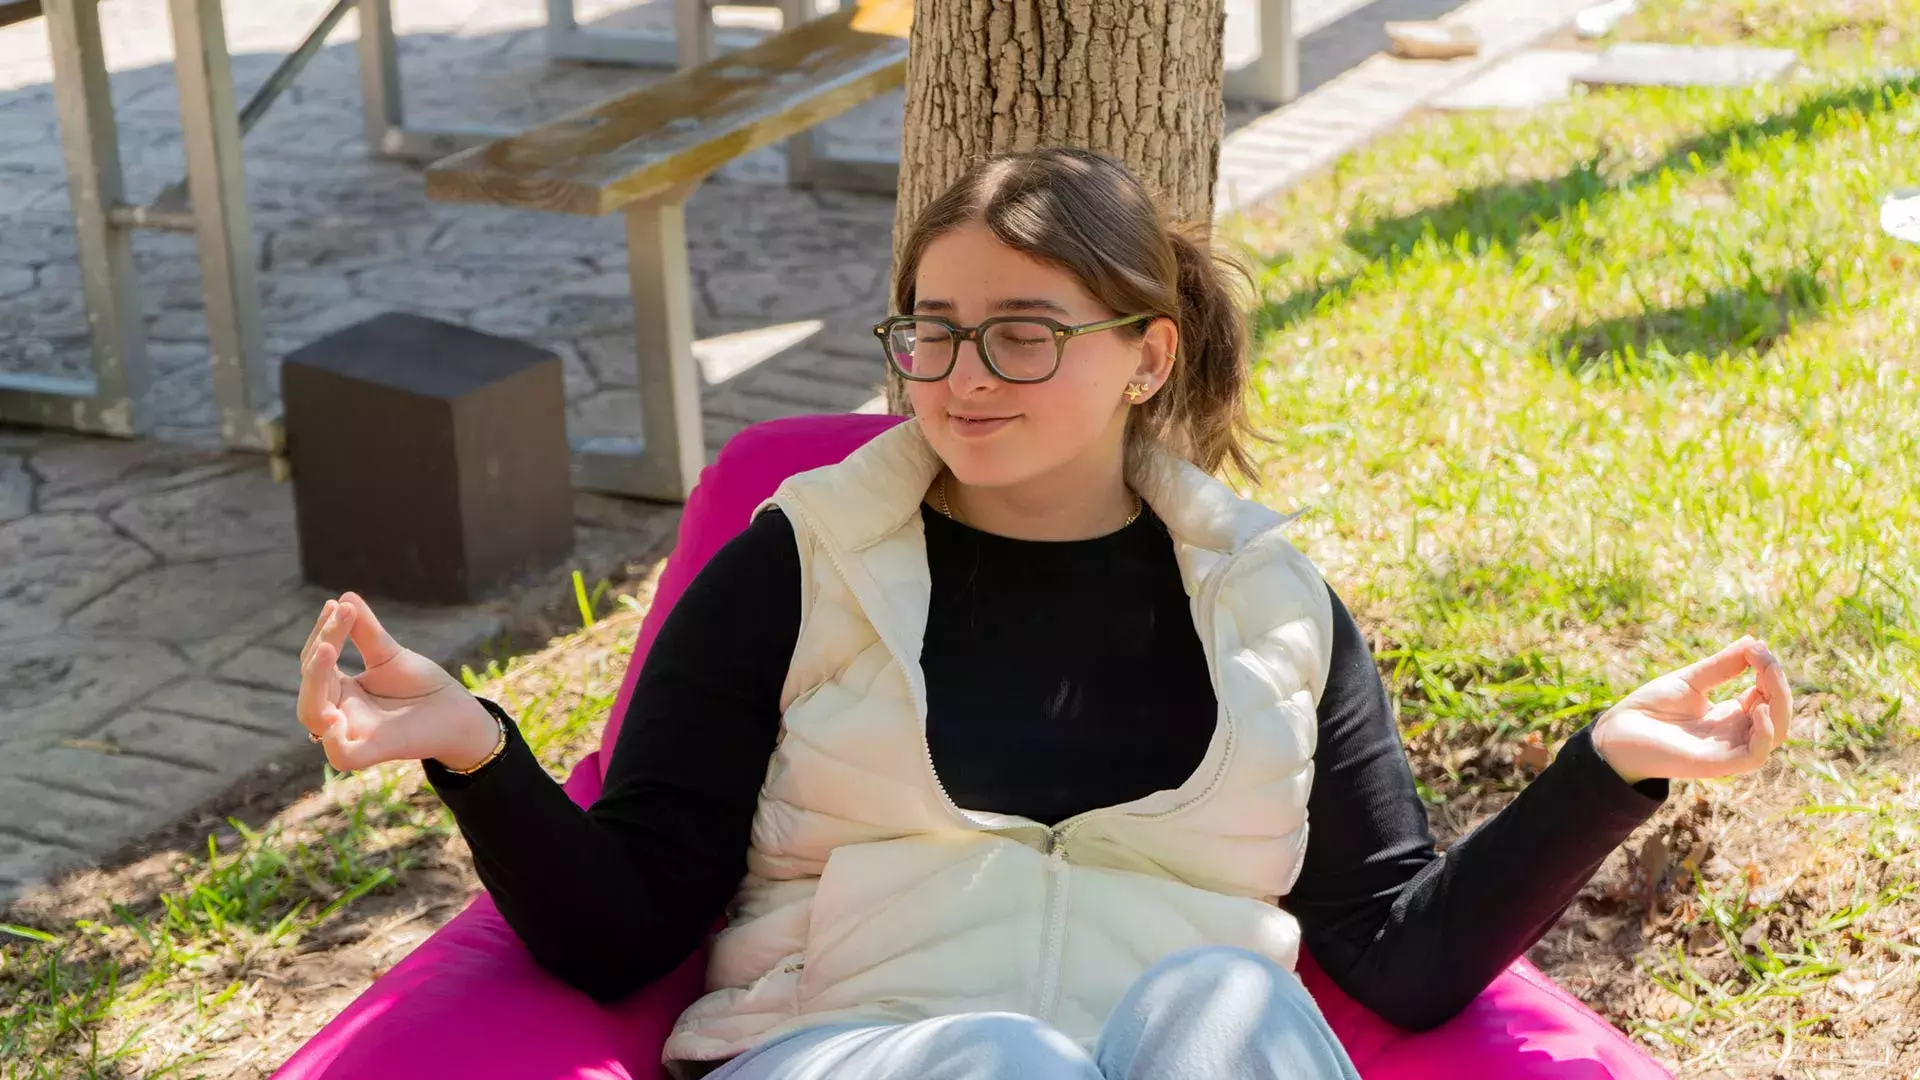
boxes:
[946,332,996,393]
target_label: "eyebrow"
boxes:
[913,297,1074,316]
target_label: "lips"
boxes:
[948,413,1018,437]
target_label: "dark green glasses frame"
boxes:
[872,313,1154,383]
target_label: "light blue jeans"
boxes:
[702,945,1364,1080]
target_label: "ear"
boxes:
[1132,316,1179,395]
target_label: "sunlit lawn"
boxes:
[1231,0,1919,1070]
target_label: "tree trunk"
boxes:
[886,0,1228,414]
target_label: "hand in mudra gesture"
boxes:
[1591,635,1794,785]
[296,592,500,772]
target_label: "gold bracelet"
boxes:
[444,701,509,776]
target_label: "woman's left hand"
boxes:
[1590,635,1793,785]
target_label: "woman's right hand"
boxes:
[296,592,501,772]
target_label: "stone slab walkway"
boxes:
[0,0,1578,905]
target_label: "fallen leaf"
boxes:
[1639,834,1670,902]
[1518,731,1550,772]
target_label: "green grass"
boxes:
[1236,5,1919,753]
[1230,0,1920,1068]
[0,770,442,1078]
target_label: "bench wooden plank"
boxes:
[425,0,910,217]
[1,1,43,30]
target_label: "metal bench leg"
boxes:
[570,196,704,502]
[675,0,713,70]
[1224,0,1298,107]
[787,149,899,194]
[355,0,402,152]
[546,0,761,69]
[0,0,152,436]
[773,0,900,193]
[776,0,820,187]
[169,0,278,451]
[545,0,682,67]
[544,0,580,55]
[355,0,508,162]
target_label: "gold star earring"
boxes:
[1124,380,1150,403]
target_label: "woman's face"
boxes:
[903,222,1173,490]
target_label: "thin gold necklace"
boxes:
[934,474,1142,529]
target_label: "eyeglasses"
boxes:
[871,313,1155,384]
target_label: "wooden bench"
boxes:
[0,1,38,28]
[425,0,909,503]
[0,1,43,30]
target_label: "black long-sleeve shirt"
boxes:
[427,501,1667,1030]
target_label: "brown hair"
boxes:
[892,148,1269,484]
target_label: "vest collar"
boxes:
[773,418,1299,561]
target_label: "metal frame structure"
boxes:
[2,0,151,438]
[567,188,707,500]
[428,3,910,502]
[354,0,508,163]
[3,0,511,451]
[544,0,755,66]
[167,0,276,450]
[1223,0,1298,107]
[1,0,282,449]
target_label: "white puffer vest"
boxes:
[662,420,1335,1075]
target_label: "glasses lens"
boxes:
[888,320,955,378]
[982,320,1058,381]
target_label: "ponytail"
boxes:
[1130,225,1269,486]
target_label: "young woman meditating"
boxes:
[294,148,1793,1080]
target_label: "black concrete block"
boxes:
[283,312,574,604]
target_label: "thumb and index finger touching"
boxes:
[1674,634,1793,748]
[297,592,404,736]
[336,590,404,670]
[1678,635,1791,705]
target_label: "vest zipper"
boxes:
[1029,546,1252,1020]
[1035,835,1071,1022]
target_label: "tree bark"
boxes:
[886,0,1228,413]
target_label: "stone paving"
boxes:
[0,0,1576,905]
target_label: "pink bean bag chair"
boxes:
[274,413,1671,1080]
